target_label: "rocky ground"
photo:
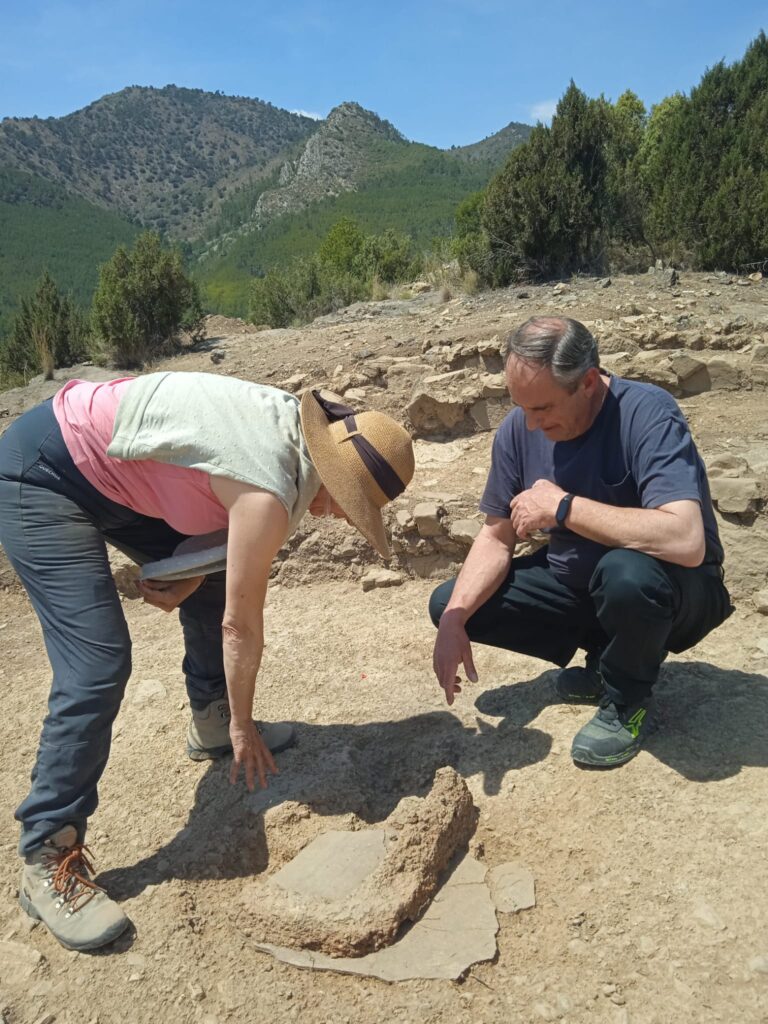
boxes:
[1,270,767,1024]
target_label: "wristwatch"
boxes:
[555,493,575,528]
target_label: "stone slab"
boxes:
[253,855,496,981]
[488,862,536,912]
[272,830,388,902]
[0,939,43,984]
[241,766,477,957]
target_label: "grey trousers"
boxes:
[0,400,227,855]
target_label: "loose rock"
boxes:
[413,502,445,538]
[361,569,403,592]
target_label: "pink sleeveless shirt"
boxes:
[53,378,228,535]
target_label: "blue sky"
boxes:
[1,1,765,148]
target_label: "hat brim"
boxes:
[300,390,392,558]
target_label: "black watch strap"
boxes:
[555,493,575,528]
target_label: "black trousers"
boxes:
[429,546,733,706]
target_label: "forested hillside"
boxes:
[197,133,501,314]
[0,169,139,338]
[0,86,318,237]
[0,90,529,326]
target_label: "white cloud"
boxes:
[530,99,557,123]
[290,108,324,120]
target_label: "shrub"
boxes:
[91,231,203,367]
[1,271,91,383]
[247,219,420,327]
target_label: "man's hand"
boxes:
[509,479,566,538]
[229,719,278,791]
[433,618,478,706]
[138,575,205,612]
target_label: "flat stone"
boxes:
[253,855,496,981]
[753,589,768,615]
[449,519,482,545]
[131,678,168,705]
[706,454,751,478]
[241,767,477,957]
[488,862,536,912]
[710,477,762,515]
[0,939,43,982]
[706,357,741,390]
[394,509,416,530]
[692,901,726,931]
[669,353,710,394]
[413,502,444,538]
[361,569,403,592]
[343,387,367,405]
[280,373,305,392]
[407,388,473,435]
[423,370,467,385]
[273,831,387,903]
[478,373,507,398]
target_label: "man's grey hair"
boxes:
[504,317,599,390]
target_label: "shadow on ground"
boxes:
[100,660,767,899]
[99,709,551,898]
[473,660,768,783]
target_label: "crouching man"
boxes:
[430,316,732,767]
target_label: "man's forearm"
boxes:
[443,528,515,625]
[566,497,705,566]
[222,625,264,724]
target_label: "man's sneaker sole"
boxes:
[571,739,644,767]
[19,888,130,952]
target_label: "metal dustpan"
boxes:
[139,529,228,582]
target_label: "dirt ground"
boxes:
[1,273,768,1024]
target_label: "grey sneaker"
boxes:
[571,698,654,767]
[186,698,296,761]
[19,825,129,951]
[556,651,605,705]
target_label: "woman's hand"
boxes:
[229,719,278,791]
[137,575,205,612]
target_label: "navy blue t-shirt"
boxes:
[480,375,723,589]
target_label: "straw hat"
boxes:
[300,389,415,558]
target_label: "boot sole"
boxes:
[19,890,130,951]
[571,741,643,767]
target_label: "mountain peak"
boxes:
[324,102,404,143]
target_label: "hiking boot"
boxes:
[187,698,296,761]
[19,825,129,952]
[570,697,654,767]
[556,651,605,705]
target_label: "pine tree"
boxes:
[1,271,91,381]
[92,232,203,367]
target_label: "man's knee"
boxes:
[428,578,456,627]
[590,549,674,618]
